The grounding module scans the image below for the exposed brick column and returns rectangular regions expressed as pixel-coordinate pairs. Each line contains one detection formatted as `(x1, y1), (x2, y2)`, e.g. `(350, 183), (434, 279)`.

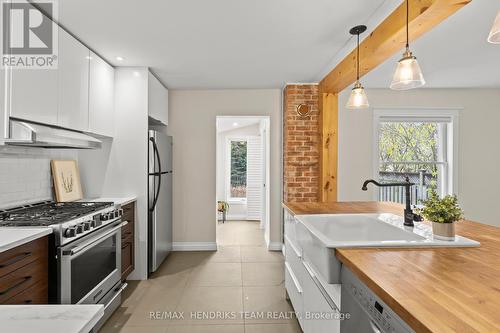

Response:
(283, 84), (319, 203)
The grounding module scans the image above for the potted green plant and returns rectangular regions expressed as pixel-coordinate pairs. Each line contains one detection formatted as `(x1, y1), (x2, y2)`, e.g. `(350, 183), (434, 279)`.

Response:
(217, 201), (229, 223)
(417, 190), (464, 241)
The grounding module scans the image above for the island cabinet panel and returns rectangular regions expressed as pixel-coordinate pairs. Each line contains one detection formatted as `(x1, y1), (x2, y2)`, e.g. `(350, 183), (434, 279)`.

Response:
(0, 236), (48, 304)
(121, 202), (135, 281)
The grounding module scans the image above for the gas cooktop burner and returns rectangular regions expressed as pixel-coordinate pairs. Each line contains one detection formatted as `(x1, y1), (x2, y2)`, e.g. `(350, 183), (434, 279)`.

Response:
(0, 201), (114, 226)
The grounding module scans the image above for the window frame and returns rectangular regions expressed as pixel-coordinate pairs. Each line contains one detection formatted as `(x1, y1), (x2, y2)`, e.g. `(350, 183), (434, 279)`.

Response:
(225, 136), (249, 203)
(373, 108), (460, 200)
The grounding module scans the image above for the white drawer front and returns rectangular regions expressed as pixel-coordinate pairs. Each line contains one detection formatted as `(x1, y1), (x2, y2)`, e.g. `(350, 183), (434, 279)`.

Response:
(285, 262), (304, 329)
(284, 209), (299, 246)
(284, 235), (302, 264)
(302, 261), (340, 333)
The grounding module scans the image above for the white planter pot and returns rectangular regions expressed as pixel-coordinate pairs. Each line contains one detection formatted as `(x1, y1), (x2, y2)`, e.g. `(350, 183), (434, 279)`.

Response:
(432, 222), (456, 241)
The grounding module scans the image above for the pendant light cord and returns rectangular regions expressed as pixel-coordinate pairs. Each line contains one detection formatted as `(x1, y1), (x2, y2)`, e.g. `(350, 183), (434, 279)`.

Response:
(356, 33), (360, 81)
(406, 0), (409, 49)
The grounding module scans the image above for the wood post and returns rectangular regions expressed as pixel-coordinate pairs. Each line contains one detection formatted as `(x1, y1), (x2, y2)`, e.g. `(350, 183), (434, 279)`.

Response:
(317, 0), (471, 202)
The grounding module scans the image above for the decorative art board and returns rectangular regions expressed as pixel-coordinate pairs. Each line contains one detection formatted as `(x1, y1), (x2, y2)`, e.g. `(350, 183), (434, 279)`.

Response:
(51, 160), (83, 202)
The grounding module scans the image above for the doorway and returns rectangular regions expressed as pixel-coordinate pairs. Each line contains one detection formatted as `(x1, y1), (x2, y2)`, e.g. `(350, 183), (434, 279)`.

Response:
(215, 116), (271, 246)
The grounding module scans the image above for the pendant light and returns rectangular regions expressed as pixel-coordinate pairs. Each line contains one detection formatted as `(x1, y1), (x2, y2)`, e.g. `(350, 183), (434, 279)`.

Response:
(346, 25), (369, 110)
(390, 0), (425, 90)
(488, 10), (500, 44)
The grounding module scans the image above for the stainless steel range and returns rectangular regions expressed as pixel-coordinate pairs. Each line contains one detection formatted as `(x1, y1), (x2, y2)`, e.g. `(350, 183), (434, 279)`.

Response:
(0, 201), (127, 331)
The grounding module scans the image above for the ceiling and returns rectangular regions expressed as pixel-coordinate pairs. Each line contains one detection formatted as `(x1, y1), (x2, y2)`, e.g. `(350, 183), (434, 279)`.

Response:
(363, 1), (500, 89)
(57, 1), (499, 90)
(217, 117), (261, 133)
(57, 0), (399, 89)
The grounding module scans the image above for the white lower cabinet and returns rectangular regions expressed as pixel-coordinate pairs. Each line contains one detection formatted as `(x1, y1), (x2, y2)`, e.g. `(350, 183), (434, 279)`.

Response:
(285, 262), (304, 328)
(285, 236), (340, 333)
(302, 262), (340, 333)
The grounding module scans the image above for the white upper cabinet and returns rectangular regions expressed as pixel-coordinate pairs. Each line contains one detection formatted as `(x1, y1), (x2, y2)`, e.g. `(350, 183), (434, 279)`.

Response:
(57, 27), (89, 132)
(8, 9), (58, 126)
(89, 52), (115, 137)
(148, 72), (168, 125)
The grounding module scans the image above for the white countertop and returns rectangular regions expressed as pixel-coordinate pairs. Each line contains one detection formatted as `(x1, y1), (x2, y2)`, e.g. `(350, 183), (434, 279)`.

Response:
(84, 196), (137, 206)
(0, 228), (52, 253)
(0, 305), (104, 333)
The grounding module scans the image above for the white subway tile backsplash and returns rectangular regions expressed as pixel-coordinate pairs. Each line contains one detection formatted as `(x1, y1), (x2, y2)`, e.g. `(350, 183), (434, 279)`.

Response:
(0, 146), (77, 209)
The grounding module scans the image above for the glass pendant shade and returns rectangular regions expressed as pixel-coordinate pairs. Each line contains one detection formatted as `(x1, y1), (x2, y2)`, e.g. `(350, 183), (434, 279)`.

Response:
(488, 10), (500, 44)
(346, 81), (369, 109)
(390, 49), (425, 90)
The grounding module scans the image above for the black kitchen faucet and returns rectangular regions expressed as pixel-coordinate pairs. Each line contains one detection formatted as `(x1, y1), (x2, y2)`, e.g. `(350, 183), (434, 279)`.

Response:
(362, 177), (422, 227)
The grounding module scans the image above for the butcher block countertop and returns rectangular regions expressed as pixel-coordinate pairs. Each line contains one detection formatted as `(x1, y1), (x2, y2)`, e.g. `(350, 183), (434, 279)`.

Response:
(283, 201), (500, 333)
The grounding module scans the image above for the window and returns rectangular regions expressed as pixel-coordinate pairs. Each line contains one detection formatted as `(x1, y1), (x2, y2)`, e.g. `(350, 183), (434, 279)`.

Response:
(375, 110), (458, 205)
(228, 139), (247, 199)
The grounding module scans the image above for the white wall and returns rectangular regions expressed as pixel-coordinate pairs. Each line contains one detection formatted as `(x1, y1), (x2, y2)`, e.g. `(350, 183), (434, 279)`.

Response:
(167, 90), (282, 248)
(216, 123), (261, 220)
(338, 88), (500, 227)
(0, 147), (77, 208)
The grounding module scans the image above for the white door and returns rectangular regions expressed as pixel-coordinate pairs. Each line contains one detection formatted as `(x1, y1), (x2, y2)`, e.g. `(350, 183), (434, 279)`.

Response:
(246, 136), (262, 220)
(89, 52), (114, 136)
(58, 27), (89, 131)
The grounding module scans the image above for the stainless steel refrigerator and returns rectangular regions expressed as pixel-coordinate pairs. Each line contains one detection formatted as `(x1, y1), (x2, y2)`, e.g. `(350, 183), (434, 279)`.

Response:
(148, 130), (173, 274)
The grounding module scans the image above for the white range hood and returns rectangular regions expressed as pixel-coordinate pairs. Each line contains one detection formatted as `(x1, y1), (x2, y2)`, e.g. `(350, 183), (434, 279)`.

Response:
(5, 120), (102, 149)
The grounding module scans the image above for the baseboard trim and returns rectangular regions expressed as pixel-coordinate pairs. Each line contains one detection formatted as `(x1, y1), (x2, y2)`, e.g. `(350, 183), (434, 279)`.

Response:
(225, 214), (247, 220)
(172, 242), (217, 251)
(267, 241), (283, 251)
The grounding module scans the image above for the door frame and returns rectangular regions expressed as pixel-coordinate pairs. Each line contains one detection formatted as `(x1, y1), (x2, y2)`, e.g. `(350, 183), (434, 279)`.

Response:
(215, 116), (271, 241)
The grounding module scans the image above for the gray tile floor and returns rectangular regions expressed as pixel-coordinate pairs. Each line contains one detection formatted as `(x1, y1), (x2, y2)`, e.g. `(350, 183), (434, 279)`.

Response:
(100, 221), (301, 333)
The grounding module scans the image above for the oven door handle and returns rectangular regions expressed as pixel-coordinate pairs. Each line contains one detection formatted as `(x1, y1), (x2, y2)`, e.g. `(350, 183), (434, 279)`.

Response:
(63, 221), (128, 257)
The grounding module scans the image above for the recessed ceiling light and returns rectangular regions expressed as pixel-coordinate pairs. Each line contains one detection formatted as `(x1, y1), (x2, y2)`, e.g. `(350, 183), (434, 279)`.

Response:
(116, 56), (124, 61)
(232, 122), (239, 127)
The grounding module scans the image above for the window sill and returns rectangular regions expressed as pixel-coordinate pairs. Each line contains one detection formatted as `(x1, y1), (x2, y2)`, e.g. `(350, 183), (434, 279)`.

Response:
(227, 198), (247, 204)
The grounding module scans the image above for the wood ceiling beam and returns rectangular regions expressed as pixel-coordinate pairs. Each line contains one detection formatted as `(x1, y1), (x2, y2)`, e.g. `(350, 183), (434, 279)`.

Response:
(318, 0), (471, 202)
(319, 0), (471, 94)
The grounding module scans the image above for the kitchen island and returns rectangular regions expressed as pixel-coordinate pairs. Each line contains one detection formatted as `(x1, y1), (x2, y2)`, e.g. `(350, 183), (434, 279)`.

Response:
(284, 201), (500, 333)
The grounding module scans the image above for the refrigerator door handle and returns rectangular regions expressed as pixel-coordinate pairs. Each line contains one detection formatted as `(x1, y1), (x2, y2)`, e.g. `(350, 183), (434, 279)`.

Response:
(149, 137), (162, 212)
(149, 137), (162, 174)
(151, 174), (161, 212)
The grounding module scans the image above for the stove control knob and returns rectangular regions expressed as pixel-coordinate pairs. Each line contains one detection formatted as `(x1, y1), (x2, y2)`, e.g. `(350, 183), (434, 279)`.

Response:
(118, 209), (123, 217)
(64, 227), (76, 238)
(101, 213), (109, 221)
(83, 221), (91, 231)
(76, 224), (84, 234)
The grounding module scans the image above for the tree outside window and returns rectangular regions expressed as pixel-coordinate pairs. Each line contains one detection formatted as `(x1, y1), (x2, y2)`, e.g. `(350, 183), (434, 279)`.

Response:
(230, 140), (247, 198)
(378, 122), (445, 203)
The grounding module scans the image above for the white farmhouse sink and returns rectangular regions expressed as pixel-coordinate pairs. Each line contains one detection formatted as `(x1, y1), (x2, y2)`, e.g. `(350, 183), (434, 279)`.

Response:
(294, 213), (479, 283)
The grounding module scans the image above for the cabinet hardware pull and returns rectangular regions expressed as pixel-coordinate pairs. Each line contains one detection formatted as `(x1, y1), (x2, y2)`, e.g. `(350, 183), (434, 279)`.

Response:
(0, 276), (32, 295)
(0, 252), (32, 268)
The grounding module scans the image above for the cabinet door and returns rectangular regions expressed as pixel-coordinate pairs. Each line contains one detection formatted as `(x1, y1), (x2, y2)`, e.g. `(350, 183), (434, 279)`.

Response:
(148, 72), (168, 125)
(89, 52), (114, 136)
(8, 11), (58, 126)
(58, 27), (89, 131)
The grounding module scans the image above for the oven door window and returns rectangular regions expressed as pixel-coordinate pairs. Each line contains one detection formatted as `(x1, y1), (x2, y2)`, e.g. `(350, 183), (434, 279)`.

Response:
(71, 233), (117, 303)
